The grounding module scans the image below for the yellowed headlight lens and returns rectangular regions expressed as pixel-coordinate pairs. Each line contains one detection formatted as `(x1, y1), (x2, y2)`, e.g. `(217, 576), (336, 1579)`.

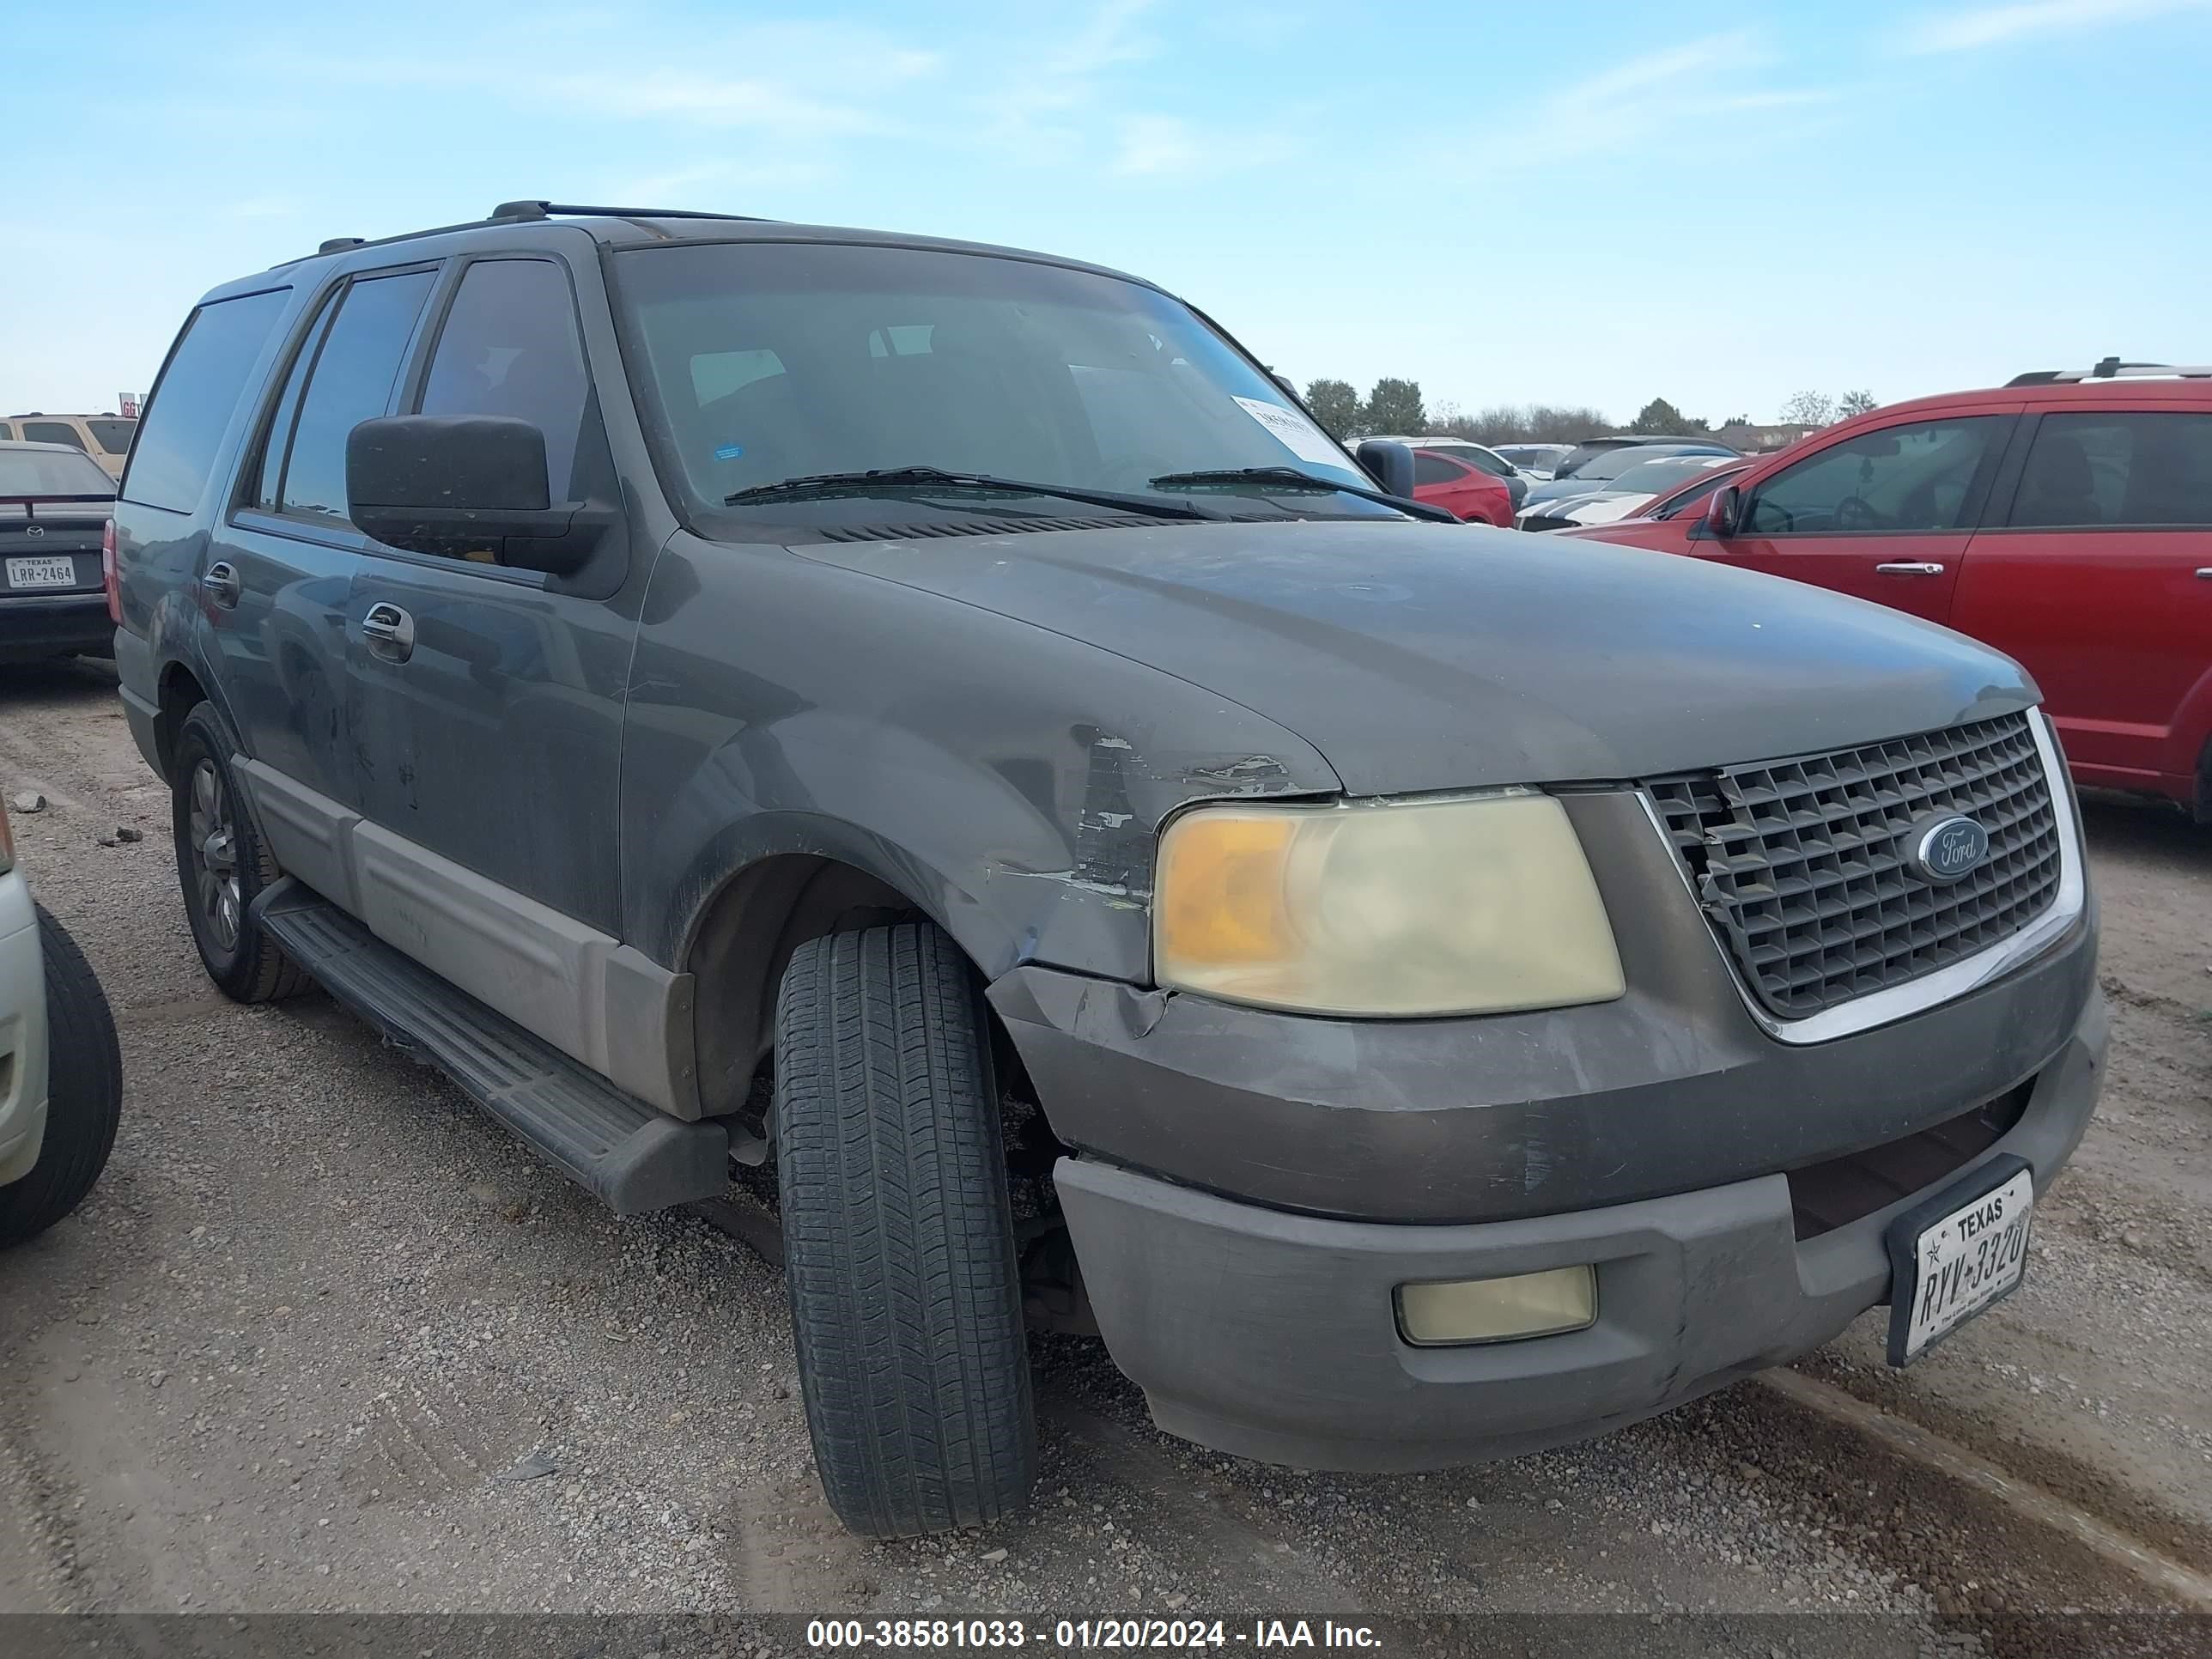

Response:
(1154, 792), (1624, 1017)
(0, 799), (13, 876)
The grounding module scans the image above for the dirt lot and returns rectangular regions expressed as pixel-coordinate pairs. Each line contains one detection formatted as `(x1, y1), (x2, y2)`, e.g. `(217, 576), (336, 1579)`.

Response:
(2, 658), (2208, 1654)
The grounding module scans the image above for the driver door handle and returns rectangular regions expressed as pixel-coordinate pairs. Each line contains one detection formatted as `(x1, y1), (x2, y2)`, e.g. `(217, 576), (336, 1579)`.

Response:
(1875, 562), (1946, 577)
(201, 562), (240, 608)
(360, 601), (416, 663)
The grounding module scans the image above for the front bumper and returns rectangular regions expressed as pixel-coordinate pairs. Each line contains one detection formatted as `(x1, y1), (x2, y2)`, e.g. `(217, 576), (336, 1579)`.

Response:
(0, 592), (112, 663)
(1054, 989), (2105, 1471)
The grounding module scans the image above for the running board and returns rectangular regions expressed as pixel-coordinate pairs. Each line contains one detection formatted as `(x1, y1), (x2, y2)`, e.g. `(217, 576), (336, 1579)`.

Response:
(253, 879), (730, 1217)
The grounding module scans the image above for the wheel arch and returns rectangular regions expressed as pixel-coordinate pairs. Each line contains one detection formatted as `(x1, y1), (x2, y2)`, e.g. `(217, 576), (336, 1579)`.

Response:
(672, 820), (1021, 1120)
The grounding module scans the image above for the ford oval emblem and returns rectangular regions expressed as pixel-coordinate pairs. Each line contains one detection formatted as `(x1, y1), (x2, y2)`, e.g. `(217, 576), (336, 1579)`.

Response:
(1911, 814), (1990, 883)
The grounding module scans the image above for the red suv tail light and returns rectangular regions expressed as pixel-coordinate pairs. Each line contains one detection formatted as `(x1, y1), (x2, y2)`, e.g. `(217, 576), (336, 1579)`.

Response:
(103, 518), (120, 624)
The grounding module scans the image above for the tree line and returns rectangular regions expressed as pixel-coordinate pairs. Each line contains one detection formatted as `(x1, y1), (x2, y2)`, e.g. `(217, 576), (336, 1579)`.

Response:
(1298, 378), (1878, 444)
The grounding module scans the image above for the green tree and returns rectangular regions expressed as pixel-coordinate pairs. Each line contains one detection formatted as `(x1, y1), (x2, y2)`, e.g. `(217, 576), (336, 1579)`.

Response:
(1630, 397), (1705, 434)
(1361, 377), (1426, 434)
(1836, 389), (1878, 417)
(1303, 377), (1362, 440)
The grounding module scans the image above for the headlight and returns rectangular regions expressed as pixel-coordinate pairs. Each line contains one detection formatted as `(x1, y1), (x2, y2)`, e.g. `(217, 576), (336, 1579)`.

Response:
(0, 799), (13, 876)
(1153, 790), (1624, 1017)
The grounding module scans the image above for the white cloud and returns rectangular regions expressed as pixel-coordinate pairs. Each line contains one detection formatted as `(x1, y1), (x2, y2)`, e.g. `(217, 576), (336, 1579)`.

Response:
(1105, 113), (1294, 181)
(1472, 31), (1833, 167)
(1902, 0), (2209, 53)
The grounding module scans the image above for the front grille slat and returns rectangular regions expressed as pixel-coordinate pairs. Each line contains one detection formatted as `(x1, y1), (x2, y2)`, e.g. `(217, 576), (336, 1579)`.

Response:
(1646, 712), (2063, 1018)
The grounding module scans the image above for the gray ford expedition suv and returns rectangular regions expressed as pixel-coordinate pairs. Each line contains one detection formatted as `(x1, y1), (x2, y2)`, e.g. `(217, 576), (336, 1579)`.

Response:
(112, 201), (2101, 1539)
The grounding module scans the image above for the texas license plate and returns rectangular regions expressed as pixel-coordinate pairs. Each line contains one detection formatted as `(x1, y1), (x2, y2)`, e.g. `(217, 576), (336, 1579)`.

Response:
(5, 555), (77, 590)
(1887, 1158), (2034, 1365)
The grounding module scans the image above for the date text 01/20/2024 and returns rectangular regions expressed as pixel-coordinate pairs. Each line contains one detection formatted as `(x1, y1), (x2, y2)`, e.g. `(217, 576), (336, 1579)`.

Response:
(805, 1620), (1382, 1649)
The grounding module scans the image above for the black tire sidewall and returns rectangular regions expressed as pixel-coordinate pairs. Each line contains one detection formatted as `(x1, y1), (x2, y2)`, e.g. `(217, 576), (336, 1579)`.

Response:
(0, 907), (123, 1248)
(170, 705), (290, 1001)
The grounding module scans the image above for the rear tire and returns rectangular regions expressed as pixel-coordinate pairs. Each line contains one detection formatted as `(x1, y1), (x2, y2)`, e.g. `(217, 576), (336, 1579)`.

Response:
(775, 921), (1037, 1537)
(170, 703), (309, 1004)
(0, 908), (124, 1248)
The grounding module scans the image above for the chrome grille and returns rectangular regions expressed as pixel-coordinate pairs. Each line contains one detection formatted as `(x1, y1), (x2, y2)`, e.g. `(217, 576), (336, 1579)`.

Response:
(1645, 713), (2064, 1018)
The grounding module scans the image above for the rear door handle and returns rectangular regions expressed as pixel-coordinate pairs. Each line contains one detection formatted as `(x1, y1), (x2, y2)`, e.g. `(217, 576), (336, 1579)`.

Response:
(2197, 568), (2212, 580)
(201, 562), (240, 608)
(360, 602), (416, 663)
(1875, 562), (1946, 577)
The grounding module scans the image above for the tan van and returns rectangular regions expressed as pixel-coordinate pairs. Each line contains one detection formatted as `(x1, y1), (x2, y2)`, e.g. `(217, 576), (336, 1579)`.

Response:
(0, 414), (136, 482)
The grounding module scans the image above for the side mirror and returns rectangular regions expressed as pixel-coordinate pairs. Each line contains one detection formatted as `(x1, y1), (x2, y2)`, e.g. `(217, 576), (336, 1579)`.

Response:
(1354, 439), (1418, 500)
(1703, 483), (1743, 538)
(346, 415), (605, 576)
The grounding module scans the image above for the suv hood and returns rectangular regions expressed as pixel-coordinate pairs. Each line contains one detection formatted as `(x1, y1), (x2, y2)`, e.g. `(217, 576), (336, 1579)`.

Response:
(793, 520), (2035, 796)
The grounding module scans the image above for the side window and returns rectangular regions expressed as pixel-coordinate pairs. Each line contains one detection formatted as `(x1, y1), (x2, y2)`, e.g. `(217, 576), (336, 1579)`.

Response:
(124, 289), (291, 513)
(417, 260), (591, 501)
(25, 422), (87, 450)
(279, 270), (437, 525)
(1746, 417), (2001, 535)
(0, 423), (13, 441)
(1413, 452), (1462, 486)
(2008, 411), (2212, 529)
(88, 419), (137, 457)
(250, 290), (340, 512)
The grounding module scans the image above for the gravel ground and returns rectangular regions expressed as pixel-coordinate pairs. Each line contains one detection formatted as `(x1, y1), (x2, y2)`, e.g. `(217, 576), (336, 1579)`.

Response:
(0, 659), (2206, 1656)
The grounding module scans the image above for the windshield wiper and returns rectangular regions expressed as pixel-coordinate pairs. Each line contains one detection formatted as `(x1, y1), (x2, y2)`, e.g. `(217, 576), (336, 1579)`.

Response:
(1148, 466), (1459, 524)
(725, 465), (1223, 521)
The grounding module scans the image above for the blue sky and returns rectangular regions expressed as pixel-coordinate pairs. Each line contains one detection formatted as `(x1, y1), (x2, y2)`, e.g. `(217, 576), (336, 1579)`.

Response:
(6, 0), (2209, 426)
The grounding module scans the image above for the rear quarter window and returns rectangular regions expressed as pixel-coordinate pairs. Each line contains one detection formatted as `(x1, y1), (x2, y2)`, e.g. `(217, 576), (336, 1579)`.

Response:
(124, 289), (290, 513)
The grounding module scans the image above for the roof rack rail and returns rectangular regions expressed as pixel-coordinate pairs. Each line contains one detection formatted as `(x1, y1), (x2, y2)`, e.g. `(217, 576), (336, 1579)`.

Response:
(489, 200), (768, 224)
(274, 199), (773, 270)
(2006, 357), (2212, 386)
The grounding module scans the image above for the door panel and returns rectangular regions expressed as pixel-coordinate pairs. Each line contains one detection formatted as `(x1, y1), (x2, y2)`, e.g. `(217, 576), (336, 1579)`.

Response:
(344, 255), (628, 936)
(1955, 408), (2212, 793)
(1708, 413), (2014, 626)
(345, 560), (630, 933)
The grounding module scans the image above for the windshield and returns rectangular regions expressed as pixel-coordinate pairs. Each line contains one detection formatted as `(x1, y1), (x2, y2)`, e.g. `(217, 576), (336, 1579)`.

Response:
(1565, 446), (1671, 482)
(0, 447), (115, 497)
(1604, 455), (1730, 495)
(615, 242), (1388, 525)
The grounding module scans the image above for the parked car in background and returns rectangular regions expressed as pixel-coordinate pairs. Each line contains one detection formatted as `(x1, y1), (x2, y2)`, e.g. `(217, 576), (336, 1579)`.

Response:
(1410, 446), (1515, 525)
(1549, 434), (1737, 483)
(1520, 440), (1739, 514)
(1362, 434), (1528, 511)
(0, 441), (119, 663)
(0, 414), (137, 483)
(1565, 364), (2212, 817)
(1518, 454), (1743, 532)
(1494, 442), (1573, 480)
(0, 797), (125, 1247)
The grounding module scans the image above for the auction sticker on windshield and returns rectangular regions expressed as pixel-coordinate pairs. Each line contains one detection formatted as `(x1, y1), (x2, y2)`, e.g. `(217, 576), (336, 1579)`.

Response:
(1232, 398), (1344, 467)
(1887, 1157), (2034, 1365)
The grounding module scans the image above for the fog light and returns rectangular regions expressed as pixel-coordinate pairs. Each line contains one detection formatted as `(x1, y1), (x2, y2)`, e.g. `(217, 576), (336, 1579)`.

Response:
(1395, 1265), (1597, 1346)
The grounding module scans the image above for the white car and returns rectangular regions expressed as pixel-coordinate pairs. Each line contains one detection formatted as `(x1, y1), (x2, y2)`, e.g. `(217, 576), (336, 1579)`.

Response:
(0, 798), (122, 1246)
(1492, 442), (1573, 481)
(1517, 454), (1744, 532)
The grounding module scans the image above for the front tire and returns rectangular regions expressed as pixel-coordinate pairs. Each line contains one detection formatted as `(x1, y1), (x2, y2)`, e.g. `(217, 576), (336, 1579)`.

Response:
(0, 908), (123, 1248)
(170, 703), (308, 1004)
(775, 921), (1037, 1537)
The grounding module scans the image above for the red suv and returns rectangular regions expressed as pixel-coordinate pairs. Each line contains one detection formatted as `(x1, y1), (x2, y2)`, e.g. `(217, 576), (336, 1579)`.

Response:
(1410, 446), (1514, 526)
(1565, 365), (2212, 817)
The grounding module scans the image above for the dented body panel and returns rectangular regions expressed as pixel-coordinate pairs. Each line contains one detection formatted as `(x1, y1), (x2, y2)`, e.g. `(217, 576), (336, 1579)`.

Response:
(620, 529), (1339, 984)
